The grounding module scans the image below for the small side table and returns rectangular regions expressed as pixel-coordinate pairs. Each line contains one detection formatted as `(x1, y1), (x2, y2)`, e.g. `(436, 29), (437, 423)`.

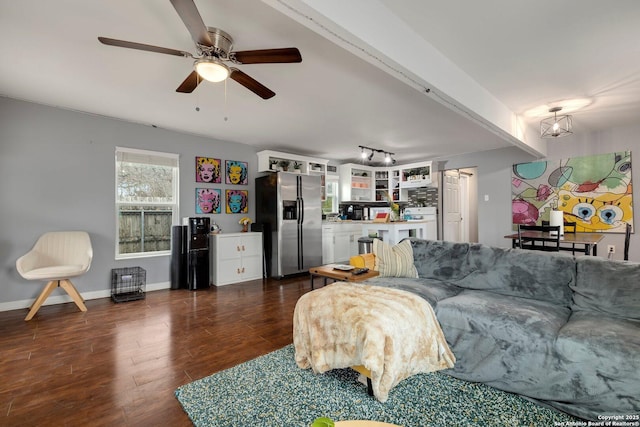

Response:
(308, 264), (379, 289)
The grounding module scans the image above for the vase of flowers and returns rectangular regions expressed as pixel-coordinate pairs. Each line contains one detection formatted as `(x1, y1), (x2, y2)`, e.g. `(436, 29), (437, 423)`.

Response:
(390, 203), (400, 222)
(384, 190), (400, 222)
(239, 217), (252, 232)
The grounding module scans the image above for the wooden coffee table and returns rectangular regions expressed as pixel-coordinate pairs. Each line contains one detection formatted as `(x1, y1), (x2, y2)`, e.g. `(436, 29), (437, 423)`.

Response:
(309, 264), (379, 289)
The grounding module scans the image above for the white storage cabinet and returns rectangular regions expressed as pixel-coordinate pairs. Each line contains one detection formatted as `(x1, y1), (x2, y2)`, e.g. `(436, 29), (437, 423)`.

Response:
(322, 223), (361, 264)
(210, 232), (263, 286)
(338, 164), (375, 202)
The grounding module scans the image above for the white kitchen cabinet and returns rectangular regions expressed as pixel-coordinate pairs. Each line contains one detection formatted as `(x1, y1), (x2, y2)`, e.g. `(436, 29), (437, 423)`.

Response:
(339, 162), (434, 202)
(257, 150), (328, 199)
(322, 225), (334, 264)
(400, 161), (433, 188)
(210, 232), (263, 286)
(338, 164), (375, 202)
(374, 168), (402, 202)
(256, 150), (327, 175)
(322, 223), (361, 263)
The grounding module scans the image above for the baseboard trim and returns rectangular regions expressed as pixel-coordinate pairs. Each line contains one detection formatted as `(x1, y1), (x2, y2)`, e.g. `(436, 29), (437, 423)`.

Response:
(0, 281), (171, 313)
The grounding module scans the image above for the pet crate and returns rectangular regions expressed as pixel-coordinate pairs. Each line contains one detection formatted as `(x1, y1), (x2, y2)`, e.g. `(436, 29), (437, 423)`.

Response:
(111, 267), (146, 303)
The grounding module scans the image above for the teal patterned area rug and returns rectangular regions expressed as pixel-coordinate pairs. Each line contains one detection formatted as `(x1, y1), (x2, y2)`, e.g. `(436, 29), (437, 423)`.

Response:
(175, 345), (579, 427)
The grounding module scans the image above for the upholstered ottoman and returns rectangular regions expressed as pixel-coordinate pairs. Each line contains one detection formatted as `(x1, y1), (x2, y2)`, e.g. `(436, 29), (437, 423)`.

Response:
(293, 281), (455, 402)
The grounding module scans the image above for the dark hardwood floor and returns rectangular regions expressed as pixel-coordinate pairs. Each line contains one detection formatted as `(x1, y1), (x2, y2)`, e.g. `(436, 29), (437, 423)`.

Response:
(0, 276), (311, 426)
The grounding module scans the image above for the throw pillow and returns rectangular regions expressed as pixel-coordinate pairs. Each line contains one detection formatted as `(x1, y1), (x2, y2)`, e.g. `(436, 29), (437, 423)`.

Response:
(373, 238), (418, 278)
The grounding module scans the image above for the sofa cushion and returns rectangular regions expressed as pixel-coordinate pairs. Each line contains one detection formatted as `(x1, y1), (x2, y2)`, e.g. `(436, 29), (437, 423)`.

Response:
(573, 257), (640, 321)
(434, 290), (571, 396)
(410, 239), (574, 305)
(373, 238), (418, 278)
(554, 311), (640, 417)
(364, 277), (463, 307)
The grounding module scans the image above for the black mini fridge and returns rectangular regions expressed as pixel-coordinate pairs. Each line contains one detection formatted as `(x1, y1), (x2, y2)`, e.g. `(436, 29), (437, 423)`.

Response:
(171, 217), (210, 290)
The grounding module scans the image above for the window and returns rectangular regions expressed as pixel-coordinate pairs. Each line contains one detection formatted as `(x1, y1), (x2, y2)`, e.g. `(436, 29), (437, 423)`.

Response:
(322, 175), (339, 214)
(115, 147), (179, 259)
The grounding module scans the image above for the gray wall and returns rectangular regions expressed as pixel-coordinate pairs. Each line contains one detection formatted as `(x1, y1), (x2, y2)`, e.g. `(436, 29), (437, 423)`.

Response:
(0, 97), (259, 307)
(2, 96), (638, 310)
(441, 125), (639, 260)
(546, 124), (639, 261)
(439, 146), (537, 248)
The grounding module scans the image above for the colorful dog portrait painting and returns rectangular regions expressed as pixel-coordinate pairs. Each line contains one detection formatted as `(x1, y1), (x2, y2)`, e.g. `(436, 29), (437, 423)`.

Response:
(196, 157), (221, 183)
(225, 160), (248, 185)
(226, 189), (248, 214)
(196, 188), (221, 214)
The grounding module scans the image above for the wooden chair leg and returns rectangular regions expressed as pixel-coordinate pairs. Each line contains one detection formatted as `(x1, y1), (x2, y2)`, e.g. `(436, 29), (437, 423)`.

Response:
(59, 279), (88, 312)
(25, 280), (58, 321)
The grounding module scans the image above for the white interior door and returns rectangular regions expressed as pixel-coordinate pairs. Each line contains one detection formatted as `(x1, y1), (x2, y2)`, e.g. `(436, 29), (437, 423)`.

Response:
(460, 174), (470, 242)
(443, 170), (463, 242)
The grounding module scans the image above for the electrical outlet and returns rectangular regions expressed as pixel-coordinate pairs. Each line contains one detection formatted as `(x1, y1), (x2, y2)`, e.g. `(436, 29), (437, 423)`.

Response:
(607, 245), (616, 254)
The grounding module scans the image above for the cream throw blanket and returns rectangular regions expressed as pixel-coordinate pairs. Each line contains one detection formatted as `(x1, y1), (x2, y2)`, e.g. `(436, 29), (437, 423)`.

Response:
(293, 282), (456, 402)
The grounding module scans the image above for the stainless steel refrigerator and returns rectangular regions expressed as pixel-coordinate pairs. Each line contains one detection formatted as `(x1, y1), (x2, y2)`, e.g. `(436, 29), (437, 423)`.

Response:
(255, 172), (322, 277)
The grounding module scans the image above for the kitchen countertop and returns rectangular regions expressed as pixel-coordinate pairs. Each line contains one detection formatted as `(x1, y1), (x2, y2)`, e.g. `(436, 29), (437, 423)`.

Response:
(323, 219), (435, 224)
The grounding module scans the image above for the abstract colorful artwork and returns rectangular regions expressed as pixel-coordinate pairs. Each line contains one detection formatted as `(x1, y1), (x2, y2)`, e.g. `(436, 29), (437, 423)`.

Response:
(196, 157), (221, 183)
(225, 160), (248, 185)
(226, 189), (248, 214)
(512, 151), (633, 233)
(196, 188), (221, 214)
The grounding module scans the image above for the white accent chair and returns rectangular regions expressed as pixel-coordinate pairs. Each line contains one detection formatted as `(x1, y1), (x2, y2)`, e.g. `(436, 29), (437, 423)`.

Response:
(16, 231), (93, 321)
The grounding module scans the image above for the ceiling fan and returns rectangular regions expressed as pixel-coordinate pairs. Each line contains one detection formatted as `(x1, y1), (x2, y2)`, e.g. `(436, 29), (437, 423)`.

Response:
(98, 0), (302, 99)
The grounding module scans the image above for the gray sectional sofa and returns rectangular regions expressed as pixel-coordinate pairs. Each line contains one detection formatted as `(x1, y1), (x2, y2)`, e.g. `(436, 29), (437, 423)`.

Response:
(365, 238), (640, 421)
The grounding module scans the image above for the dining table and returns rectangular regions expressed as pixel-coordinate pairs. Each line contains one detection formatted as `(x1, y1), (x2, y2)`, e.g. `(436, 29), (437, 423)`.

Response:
(504, 230), (605, 256)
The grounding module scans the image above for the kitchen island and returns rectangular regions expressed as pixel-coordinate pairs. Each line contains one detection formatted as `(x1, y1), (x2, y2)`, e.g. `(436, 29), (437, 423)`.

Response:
(360, 220), (436, 245)
(322, 219), (437, 264)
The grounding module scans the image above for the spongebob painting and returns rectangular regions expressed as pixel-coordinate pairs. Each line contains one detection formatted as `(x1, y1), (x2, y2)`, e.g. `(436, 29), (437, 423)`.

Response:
(512, 151), (633, 233)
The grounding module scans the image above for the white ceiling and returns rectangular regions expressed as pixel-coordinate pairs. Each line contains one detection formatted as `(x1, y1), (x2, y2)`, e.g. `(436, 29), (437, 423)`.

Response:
(1, 0), (639, 165)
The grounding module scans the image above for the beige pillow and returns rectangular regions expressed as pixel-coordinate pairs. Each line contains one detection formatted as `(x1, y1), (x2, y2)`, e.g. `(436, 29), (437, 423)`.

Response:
(373, 238), (418, 278)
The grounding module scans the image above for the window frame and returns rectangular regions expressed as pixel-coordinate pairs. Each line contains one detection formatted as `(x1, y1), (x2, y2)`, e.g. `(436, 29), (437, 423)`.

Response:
(115, 147), (180, 260)
(322, 175), (339, 214)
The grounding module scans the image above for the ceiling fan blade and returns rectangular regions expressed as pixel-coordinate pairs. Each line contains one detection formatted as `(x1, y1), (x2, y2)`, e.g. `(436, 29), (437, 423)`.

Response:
(229, 68), (275, 99)
(169, 0), (213, 46)
(176, 71), (202, 93)
(98, 37), (191, 57)
(232, 48), (302, 64)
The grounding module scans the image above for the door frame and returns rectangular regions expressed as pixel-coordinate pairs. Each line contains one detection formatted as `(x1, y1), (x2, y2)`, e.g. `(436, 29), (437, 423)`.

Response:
(440, 167), (478, 243)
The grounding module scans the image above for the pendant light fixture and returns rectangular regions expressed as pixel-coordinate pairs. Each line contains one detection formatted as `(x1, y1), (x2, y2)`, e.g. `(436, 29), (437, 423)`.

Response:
(540, 106), (573, 138)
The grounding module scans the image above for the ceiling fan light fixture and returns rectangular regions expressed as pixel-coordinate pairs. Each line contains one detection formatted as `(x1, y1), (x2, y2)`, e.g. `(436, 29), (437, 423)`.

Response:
(540, 106), (573, 138)
(194, 58), (230, 82)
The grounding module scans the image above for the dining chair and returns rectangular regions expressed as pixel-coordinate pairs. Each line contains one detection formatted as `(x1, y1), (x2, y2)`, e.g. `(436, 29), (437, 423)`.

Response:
(624, 222), (632, 261)
(16, 231), (93, 321)
(543, 220), (577, 254)
(517, 224), (561, 252)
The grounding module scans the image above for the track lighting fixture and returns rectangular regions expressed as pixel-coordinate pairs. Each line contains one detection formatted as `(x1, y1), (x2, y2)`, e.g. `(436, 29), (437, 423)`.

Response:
(358, 145), (395, 164)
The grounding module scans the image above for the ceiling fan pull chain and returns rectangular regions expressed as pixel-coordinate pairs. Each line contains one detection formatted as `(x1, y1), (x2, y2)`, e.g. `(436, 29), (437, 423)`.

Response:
(224, 78), (229, 121)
